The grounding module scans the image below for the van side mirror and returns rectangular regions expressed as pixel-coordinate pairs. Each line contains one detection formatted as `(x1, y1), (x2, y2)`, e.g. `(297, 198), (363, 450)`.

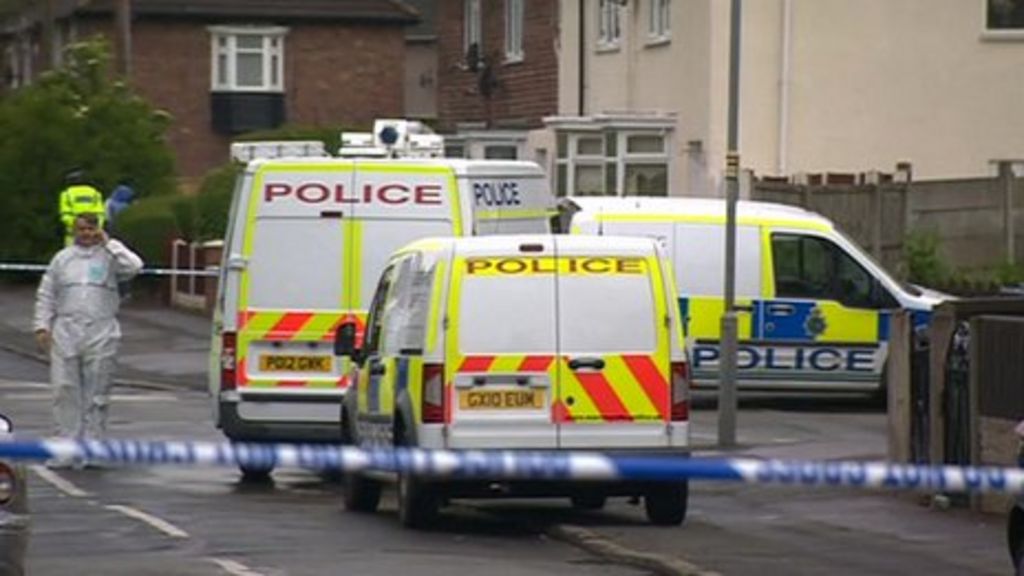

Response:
(334, 322), (359, 361)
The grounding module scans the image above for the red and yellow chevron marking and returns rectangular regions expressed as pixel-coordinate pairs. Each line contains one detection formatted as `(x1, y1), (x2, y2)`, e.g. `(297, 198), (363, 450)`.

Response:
(236, 309), (366, 389)
(453, 354), (669, 424)
(238, 310), (367, 342)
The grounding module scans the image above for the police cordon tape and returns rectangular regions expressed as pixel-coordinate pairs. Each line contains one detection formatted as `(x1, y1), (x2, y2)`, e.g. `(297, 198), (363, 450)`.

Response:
(0, 262), (218, 277)
(3, 437), (1023, 494)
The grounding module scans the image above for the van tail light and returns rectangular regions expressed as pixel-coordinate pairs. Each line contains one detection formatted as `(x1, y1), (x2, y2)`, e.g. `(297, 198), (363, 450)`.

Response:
(422, 363), (446, 424)
(221, 332), (237, 391)
(0, 462), (15, 504)
(670, 361), (690, 421)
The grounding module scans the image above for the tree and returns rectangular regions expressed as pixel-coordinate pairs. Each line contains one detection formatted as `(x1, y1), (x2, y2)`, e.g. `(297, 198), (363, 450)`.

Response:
(0, 37), (175, 261)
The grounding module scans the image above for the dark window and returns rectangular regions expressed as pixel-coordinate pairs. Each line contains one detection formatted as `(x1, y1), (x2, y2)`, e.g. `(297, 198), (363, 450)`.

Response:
(988, 0), (1024, 29)
(771, 233), (896, 309)
(484, 145), (518, 159)
(363, 266), (395, 355)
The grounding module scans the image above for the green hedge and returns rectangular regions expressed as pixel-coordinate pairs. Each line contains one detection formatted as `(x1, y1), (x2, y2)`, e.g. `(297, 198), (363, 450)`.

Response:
(114, 194), (183, 266)
(116, 162), (242, 262)
(195, 163), (242, 241)
(235, 125), (347, 156)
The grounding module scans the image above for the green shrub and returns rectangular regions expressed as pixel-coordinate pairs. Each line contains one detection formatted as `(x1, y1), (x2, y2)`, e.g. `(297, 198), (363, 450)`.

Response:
(235, 124), (355, 156)
(903, 229), (948, 288)
(114, 194), (182, 266)
(195, 163), (242, 241)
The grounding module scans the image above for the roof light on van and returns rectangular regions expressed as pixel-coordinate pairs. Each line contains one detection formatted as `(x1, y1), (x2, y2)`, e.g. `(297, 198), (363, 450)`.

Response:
(379, 125), (400, 146)
(518, 243), (545, 253)
(339, 119), (445, 159)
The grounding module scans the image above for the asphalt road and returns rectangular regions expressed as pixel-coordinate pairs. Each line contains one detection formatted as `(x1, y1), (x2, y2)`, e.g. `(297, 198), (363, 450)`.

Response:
(0, 343), (1013, 576)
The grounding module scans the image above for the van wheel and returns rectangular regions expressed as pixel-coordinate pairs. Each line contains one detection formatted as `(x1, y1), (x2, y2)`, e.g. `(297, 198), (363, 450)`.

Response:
(570, 492), (607, 511)
(397, 472), (438, 529)
(239, 463), (273, 483)
(343, 473), (382, 513)
(644, 482), (688, 526)
(395, 423), (438, 529)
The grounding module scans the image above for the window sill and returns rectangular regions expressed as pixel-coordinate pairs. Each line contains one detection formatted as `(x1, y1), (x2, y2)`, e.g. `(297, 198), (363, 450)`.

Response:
(595, 43), (621, 54)
(503, 55), (524, 66)
(979, 29), (1024, 42)
(644, 36), (671, 48)
(211, 87), (285, 94)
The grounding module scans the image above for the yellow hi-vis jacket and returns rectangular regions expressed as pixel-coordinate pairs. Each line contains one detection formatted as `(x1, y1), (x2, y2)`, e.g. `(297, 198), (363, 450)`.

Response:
(59, 185), (105, 245)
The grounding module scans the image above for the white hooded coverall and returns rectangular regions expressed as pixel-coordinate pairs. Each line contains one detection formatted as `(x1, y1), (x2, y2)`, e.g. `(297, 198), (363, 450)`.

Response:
(33, 239), (143, 439)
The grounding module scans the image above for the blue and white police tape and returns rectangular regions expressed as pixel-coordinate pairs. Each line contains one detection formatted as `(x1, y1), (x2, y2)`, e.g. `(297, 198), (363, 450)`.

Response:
(0, 262), (218, 277)
(3, 437), (1024, 494)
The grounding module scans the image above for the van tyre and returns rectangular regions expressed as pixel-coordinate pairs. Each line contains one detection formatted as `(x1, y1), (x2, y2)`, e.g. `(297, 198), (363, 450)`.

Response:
(395, 421), (437, 529)
(644, 482), (688, 526)
(398, 472), (438, 529)
(343, 473), (382, 513)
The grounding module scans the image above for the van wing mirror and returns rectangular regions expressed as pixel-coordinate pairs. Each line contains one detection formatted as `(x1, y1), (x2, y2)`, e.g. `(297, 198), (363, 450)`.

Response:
(334, 322), (359, 359)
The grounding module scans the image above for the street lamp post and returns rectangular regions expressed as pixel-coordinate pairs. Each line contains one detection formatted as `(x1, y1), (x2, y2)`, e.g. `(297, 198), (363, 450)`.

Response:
(718, 0), (742, 448)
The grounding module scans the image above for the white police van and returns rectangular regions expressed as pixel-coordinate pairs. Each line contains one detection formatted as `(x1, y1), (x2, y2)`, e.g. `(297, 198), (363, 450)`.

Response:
(563, 196), (946, 396)
(209, 120), (556, 478)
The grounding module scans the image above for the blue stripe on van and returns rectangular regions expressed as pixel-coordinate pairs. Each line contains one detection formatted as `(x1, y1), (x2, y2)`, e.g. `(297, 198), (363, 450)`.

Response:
(396, 357), (410, 394)
(761, 300), (816, 341)
(877, 311), (890, 342)
(678, 297), (689, 336)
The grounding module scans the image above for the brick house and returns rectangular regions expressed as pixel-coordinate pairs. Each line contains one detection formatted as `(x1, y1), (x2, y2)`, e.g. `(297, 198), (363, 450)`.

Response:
(1, 0), (418, 180)
(434, 0), (558, 163)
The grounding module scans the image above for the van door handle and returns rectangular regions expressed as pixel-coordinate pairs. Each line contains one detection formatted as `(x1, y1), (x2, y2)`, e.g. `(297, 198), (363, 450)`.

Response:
(369, 360), (386, 376)
(767, 303), (796, 316)
(568, 357), (605, 371)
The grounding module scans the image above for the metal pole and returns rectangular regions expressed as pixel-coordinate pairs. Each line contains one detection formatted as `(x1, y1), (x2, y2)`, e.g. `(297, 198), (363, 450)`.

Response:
(718, 0), (742, 448)
(115, 0), (132, 77)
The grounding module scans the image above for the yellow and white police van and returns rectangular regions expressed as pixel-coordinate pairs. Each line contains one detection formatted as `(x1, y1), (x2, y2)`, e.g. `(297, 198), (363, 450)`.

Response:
(563, 196), (945, 396)
(209, 122), (555, 477)
(336, 234), (691, 527)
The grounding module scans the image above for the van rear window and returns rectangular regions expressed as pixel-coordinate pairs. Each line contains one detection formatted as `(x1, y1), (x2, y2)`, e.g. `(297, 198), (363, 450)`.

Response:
(458, 275), (557, 354)
(247, 218), (344, 310)
(558, 274), (657, 353)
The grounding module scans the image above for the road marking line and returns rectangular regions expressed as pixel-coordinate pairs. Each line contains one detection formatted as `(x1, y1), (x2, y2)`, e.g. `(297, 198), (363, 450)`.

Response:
(0, 380), (49, 389)
(29, 464), (89, 498)
(208, 558), (268, 576)
(2, 393), (178, 402)
(105, 504), (190, 539)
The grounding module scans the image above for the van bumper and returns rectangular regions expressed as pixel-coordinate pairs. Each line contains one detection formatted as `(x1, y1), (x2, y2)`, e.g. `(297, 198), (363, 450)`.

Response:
(218, 399), (342, 443)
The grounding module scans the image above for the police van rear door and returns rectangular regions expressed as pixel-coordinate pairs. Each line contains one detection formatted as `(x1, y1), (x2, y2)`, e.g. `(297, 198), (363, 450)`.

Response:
(446, 237), (558, 449)
(239, 162), (355, 397)
(554, 236), (672, 449)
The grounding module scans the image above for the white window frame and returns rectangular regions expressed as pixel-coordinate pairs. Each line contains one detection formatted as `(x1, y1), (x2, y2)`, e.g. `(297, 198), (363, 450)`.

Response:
(647, 0), (671, 44)
(983, 0), (1024, 40)
(505, 0), (524, 62)
(209, 26), (287, 92)
(464, 0), (483, 54)
(555, 130), (670, 197)
(597, 0), (622, 50)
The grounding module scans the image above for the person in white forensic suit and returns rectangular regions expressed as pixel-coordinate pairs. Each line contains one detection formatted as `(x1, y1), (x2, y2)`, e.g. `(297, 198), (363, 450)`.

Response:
(33, 213), (143, 468)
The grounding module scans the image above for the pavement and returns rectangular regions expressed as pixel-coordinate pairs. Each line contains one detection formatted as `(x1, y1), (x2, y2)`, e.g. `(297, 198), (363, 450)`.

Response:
(0, 283), (210, 391)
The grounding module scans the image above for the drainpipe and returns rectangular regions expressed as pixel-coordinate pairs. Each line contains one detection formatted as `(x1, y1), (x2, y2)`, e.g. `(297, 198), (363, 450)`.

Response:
(777, 0), (792, 176)
(578, 0), (586, 115)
